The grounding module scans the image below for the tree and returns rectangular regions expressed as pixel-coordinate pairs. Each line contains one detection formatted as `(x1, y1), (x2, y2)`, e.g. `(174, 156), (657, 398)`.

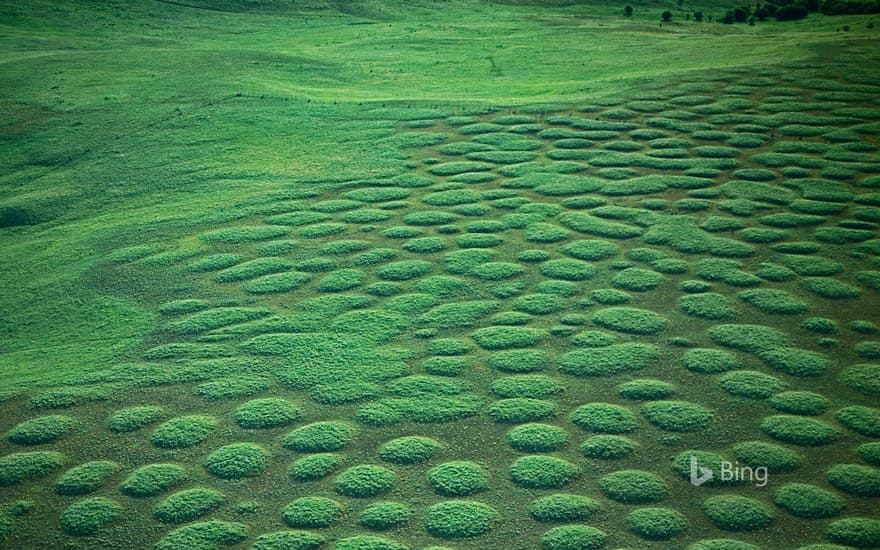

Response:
(694, 10), (704, 20)
(754, 6), (770, 20)
(662, 10), (673, 21)
(624, 4), (633, 16)
(775, 4), (809, 19)
(722, 10), (736, 23)
(734, 5), (750, 21)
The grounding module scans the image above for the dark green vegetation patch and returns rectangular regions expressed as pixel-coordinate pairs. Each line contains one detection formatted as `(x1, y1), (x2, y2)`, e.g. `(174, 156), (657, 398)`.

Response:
(54, 461), (119, 495)
(6, 415), (73, 445)
(641, 400), (714, 432)
(509, 455), (581, 489)
(540, 525), (607, 550)
(282, 496), (343, 528)
(204, 443), (271, 479)
(627, 507), (688, 540)
(334, 465), (396, 498)
(59, 497), (123, 536)
(0, 451), (64, 486)
(702, 495), (774, 532)
(150, 415), (218, 448)
(120, 463), (187, 497)
(528, 494), (602, 523)
(427, 461), (489, 496)
(599, 469), (670, 504)
(154, 487), (225, 524)
(423, 500), (498, 539)
(773, 483), (845, 519)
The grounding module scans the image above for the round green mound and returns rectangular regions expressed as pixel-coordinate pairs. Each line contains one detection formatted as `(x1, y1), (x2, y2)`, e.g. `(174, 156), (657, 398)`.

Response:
(488, 349), (547, 372)
(154, 487), (225, 524)
(859, 442), (880, 465)
(491, 375), (564, 399)
(472, 326), (546, 350)
(204, 443), (271, 479)
(738, 288), (809, 314)
(283, 421), (357, 452)
(540, 259), (597, 281)
(570, 403), (638, 434)
(703, 495), (773, 532)
(836, 405), (880, 437)
(513, 293), (567, 315)
(282, 496), (344, 528)
(334, 465), (396, 498)
(379, 436), (445, 464)
(559, 343), (660, 377)
(288, 453), (342, 481)
(731, 441), (803, 473)
(687, 540), (762, 550)
(428, 461), (488, 496)
(509, 455), (581, 489)
(758, 348), (831, 377)
(0, 451), (64, 486)
(626, 507), (687, 540)
(760, 415), (839, 446)
(641, 400), (713, 432)
(682, 348), (742, 374)
(618, 379), (675, 400)
(561, 239), (618, 261)
(154, 520), (248, 550)
(768, 391), (830, 416)
(580, 435), (638, 459)
(150, 415), (218, 449)
(335, 535), (408, 550)
(120, 463), (187, 498)
(679, 293), (737, 320)
(825, 517), (880, 548)
(507, 423), (570, 452)
(233, 398), (303, 429)
(719, 370), (786, 399)
(540, 525), (607, 550)
(841, 363), (880, 396)
(107, 405), (164, 433)
(529, 494), (602, 523)
(611, 267), (665, 291)
(252, 530), (325, 550)
(358, 502), (411, 530)
(59, 497), (123, 536)
(826, 463), (880, 496)
(423, 500), (498, 539)
(708, 324), (787, 354)
(598, 469), (670, 504)
(54, 460), (119, 495)
(773, 483), (845, 519)
(6, 415), (73, 445)
(592, 307), (669, 335)
(487, 398), (557, 423)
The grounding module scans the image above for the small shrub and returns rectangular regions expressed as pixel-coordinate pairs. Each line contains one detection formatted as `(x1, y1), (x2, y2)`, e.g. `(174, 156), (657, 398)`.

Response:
(288, 453), (342, 481)
(702, 495), (773, 531)
(154, 487), (225, 524)
(0, 451), (64, 486)
(233, 398), (302, 429)
(719, 370), (786, 399)
(761, 415), (839, 446)
(599, 470), (670, 504)
(768, 391), (830, 416)
(825, 518), (880, 548)
(541, 525), (607, 549)
(335, 465), (396, 498)
(423, 500), (498, 539)
(358, 502), (411, 531)
(120, 463), (187, 497)
(801, 317), (838, 334)
(282, 496), (343, 528)
(487, 398), (557, 423)
(54, 461), (119, 495)
(641, 401), (713, 432)
(509, 455), (581, 489)
(6, 415), (73, 445)
(581, 435), (638, 459)
(283, 422), (356, 452)
(682, 348), (741, 374)
(528, 494), (601, 522)
(627, 507), (687, 540)
(507, 423), (569, 452)
(59, 497), (122, 536)
(836, 405), (880, 437)
(773, 483), (844, 519)
(731, 441), (803, 473)
(428, 461), (488, 496)
(204, 443), (271, 479)
(592, 307), (669, 335)
(150, 415), (218, 449)
(826, 463), (880, 496)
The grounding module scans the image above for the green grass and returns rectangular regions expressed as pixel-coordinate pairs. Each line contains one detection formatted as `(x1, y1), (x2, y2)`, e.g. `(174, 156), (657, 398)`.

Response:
(6, 414), (73, 445)
(282, 497), (344, 528)
(570, 403), (638, 434)
(154, 488), (226, 524)
(54, 461), (119, 495)
(509, 455), (580, 489)
(283, 422), (357, 453)
(204, 443), (271, 479)
(120, 464), (187, 498)
(59, 497), (123, 536)
(702, 496), (774, 532)
(427, 461), (489, 496)
(599, 469), (670, 504)
(627, 507), (688, 541)
(154, 520), (247, 550)
(423, 500), (498, 539)
(334, 465), (396, 498)
(150, 415), (218, 448)
(0, 451), (64, 486)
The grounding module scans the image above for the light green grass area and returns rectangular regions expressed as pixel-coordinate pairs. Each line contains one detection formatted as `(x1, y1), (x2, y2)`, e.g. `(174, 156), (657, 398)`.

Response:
(1, 0), (880, 548)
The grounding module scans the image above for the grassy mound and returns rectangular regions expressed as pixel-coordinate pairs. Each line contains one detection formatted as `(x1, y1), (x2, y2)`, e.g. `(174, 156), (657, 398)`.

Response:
(708, 324), (787, 354)
(570, 403), (638, 434)
(702, 495), (773, 532)
(377, 260), (432, 281)
(841, 363), (880, 395)
(528, 494), (601, 523)
(288, 453), (342, 482)
(524, 223), (571, 243)
(507, 423), (570, 452)
(334, 465), (396, 498)
(358, 502), (411, 531)
(768, 391), (830, 416)
(335, 535), (408, 550)
(761, 415), (839, 446)
(471, 262), (524, 280)
(0, 451), (64, 486)
(199, 225), (287, 244)
(154, 487), (225, 524)
(489, 350), (547, 373)
(679, 293), (737, 320)
(214, 258), (293, 283)
(472, 327), (546, 350)
(428, 461), (489, 496)
(59, 497), (123, 536)
(719, 370), (786, 399)
(801, 277), (862, 299)
(773, 483), (845, 519)
(204, 443), (271, 479)
(559, 343), (660, 377)
(590, 288), (631, 305)
(120, 463), (187, 497)
(825, 518), (880, 548)
(592, 307), (669, 335)
(611, 267), (665, 291)
(54, 460), (119, 495)
(618, 379), (675, 400)
(154, 520), (247, 550)
(195, 377), (270, 401)
(731, 441), (803, 473)
(241, 271), (311, 294)
(580, 435), (638, 459)
(509, 455), (581, 489)
(282, 496), (344, 528)
(682, 348), (742, 374)
(738, 288), (808, 314)
(252, 531), (325, 550)
(859, 442), (880, 466)
(487, 398), (557, 423)
(641, 401), (713, 432)
(826, 463), (880, 497)
(150, 415), (218, 448)
(233, 398), (302, 429)
(561, 239), (618, 261)
(6, 415), (73, 445)
(759, 348), (831, 377)
(423, 500), (498, 539)
(491, 375), (563, 399)
(598, 470), (670, 504)
(626, 507), (687, 540)
(283, 422), (357, 452)
(513, 293), (566, 315)
(540, 525), (607, 550)
(836, 405), (880, 437)
(687, 540), (761, 550)
(379, 436), (445, 464)
(539, 259), (597, 281)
